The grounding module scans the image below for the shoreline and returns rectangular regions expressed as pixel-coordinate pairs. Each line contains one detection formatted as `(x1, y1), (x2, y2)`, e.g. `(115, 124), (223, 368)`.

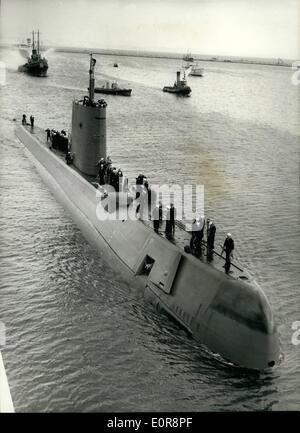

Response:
(52, 47), (294, 68)
(0, 43), (294, 68)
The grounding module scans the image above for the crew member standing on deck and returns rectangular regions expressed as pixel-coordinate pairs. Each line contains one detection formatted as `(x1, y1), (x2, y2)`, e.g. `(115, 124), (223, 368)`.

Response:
(111, 167), (118, 191)
(30, 115), (34, 128)
(65, 151), (73, 165)
(97, 157), (105, 166)
(197, 215), (205, 257)
(207, 219), (216, 261)
(136, 174), (146, 186)
(158, 202), (163, 227)
(105, 156), (112, 185)
(117, 169), (123, 192)
(22, 114), (27, 125)
(135, 174), (146, 199)
(190, 217), (205, 258)
(221, 233), (234, 274)
(152, 204), (160, 233)
(144, 180), (154, 214)
(98, 160), (106, 185)
(45, 128), (51, 142)
(165, 203), (176, 239)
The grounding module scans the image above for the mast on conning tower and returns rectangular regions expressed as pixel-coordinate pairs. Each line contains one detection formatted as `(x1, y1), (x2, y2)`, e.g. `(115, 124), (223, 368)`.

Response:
(89, 53), (96, 103)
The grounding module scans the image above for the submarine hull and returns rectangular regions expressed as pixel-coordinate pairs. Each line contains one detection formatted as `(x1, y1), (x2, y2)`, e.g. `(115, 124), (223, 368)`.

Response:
(16, 125), (280, 370)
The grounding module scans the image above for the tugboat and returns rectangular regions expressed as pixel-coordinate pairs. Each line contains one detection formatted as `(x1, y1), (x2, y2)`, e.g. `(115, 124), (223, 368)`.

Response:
(163, 71), (191, 96)
(94, 81), (132, 96)
(16, 55), (281, 371)
(18, 31), (48, 77)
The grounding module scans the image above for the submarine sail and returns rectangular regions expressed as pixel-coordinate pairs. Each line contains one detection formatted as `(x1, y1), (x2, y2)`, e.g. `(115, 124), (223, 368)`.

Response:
(71, 55), (106, 176)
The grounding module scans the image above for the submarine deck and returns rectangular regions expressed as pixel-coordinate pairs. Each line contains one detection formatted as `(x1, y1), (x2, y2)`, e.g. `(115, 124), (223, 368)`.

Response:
(24, 124), (250, 284)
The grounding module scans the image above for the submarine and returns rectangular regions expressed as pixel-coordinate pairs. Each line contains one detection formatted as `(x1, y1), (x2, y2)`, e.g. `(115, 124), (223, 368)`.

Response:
(16, 55), (280, 371)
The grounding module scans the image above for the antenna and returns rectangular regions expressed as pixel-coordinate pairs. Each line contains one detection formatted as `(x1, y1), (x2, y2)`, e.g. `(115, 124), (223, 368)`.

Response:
(32, 30), (35, 51)
(37, 30), (39, 54)
(89, 53), (96, 103)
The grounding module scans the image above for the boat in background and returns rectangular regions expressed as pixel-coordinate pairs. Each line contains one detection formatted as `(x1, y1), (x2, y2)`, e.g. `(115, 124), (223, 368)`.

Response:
(188, 63), (204, 77)
(18, 37), (31, 59)
(163, 71), (191, 96)
(94, 81), (132, 96)
(182, 52), (194, 63)
(18, 31), (48, 77)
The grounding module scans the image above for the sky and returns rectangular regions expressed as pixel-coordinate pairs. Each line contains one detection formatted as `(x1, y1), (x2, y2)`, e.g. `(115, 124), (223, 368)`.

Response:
(0, 0), (299, 59)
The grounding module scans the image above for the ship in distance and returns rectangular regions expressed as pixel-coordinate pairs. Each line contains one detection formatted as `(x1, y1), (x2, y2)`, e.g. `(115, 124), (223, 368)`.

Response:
(185, 62), (204, 77)
(163, 71), (192, 95)
(16, 55), (281, 371)
(183, 52), (194, 63)
(18, 30), (48, 77)
(94, 81), (132, 96)
(18, 37), (32, 59)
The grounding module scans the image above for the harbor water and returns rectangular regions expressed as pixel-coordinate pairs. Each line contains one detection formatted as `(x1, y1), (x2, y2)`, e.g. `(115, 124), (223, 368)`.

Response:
(0, 48), (299, 411)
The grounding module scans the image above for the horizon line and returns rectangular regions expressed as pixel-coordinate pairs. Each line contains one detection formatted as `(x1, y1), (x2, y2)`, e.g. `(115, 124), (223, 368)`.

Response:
(0, 41), (296, 64)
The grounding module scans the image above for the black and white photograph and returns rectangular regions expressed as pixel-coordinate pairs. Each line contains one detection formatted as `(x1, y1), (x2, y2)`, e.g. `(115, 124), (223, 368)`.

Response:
(0, 0), (299, 419)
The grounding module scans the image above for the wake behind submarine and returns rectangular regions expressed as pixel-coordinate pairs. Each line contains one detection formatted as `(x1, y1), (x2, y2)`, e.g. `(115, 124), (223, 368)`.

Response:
(16, 55), (280, 371)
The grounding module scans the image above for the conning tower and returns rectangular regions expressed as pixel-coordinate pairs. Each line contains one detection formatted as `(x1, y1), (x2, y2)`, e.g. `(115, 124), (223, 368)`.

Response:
(71, 54), (107, 176)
